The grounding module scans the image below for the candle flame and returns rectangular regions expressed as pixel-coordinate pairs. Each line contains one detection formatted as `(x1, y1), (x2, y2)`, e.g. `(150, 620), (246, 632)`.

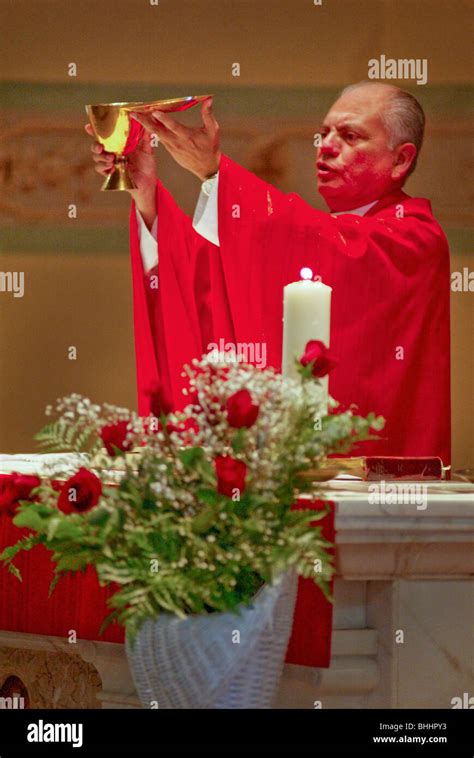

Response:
(300, 267), (313, 280)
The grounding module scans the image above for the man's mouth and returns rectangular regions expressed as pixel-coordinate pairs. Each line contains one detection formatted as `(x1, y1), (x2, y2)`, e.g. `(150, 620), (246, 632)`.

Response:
(316, 161), (338, 177)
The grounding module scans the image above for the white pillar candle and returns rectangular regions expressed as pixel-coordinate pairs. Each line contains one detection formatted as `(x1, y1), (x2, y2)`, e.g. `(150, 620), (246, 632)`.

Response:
(282, 268), (332, 389)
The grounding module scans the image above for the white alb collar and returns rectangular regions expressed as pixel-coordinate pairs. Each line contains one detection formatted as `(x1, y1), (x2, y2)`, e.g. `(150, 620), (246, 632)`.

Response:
(331, 199), (378, 217)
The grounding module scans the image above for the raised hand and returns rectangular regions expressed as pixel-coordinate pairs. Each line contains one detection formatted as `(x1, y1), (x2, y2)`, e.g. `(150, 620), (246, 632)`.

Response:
(129, 97), (221, 182)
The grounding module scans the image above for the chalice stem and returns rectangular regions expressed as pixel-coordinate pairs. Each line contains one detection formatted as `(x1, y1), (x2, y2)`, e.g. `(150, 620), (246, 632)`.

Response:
(101, 155), (136, 192)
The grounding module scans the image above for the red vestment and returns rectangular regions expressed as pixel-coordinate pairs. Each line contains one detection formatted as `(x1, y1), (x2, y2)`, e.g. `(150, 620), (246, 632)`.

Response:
(129, 155), (451, 667)
(130, 154), (451, 464)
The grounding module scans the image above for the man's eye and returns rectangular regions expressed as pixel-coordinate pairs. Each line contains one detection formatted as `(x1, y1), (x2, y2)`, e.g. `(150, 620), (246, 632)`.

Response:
(345, 132), (358, 141)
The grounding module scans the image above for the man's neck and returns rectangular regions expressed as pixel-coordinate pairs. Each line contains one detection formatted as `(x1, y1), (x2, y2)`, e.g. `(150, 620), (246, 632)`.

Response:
(326, 183), (405, 214)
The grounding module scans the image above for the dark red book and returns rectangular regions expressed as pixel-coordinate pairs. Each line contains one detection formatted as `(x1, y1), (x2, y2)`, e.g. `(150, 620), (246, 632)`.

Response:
(364, 456), (447, 480)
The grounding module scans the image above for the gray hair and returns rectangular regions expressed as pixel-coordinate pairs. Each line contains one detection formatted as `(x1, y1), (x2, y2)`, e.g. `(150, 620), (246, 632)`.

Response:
(341, 82), (425, 176)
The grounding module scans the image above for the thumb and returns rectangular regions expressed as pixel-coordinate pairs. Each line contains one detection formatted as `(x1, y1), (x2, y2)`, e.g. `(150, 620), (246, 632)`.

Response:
(201, 97), (218, 133)
(84, 123), (94, 136)
(129, 114), (158, 153)
(129, 111), (157, 134)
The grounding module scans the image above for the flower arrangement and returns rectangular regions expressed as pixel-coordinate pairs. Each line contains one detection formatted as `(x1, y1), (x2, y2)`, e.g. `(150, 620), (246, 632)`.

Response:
(0, 344), (383, 640)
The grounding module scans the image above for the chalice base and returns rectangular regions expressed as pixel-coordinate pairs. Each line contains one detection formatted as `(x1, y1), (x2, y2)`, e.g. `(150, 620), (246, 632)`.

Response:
(101, 157), (136, 192)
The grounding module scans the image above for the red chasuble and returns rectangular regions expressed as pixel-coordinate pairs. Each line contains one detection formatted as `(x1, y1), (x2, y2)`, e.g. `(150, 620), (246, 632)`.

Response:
(129, 154), (451, 667)
(130, 154), (451, 464)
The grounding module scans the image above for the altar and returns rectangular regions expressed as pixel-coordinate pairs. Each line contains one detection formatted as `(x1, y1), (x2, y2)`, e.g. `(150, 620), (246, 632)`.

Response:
(277, 483), (473, 709)
(1, 469), (472, 710)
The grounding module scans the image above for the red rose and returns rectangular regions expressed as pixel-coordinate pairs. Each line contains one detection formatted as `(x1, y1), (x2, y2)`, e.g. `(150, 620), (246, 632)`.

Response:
(226, 389), (259, 428)
(57, 468), (102, 514)
(0, 473), (41, 517)
(100, 420), (133, 457)
(300, 340), (337, 378)
(214, 455), (247, 498)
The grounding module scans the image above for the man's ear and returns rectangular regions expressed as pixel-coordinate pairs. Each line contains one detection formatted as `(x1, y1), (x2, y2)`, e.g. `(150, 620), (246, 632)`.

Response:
(392, 142), (417, 181)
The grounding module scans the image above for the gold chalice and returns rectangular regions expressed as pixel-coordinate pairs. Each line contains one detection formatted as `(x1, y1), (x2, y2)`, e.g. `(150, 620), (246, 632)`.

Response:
(85, 94), (212, 191)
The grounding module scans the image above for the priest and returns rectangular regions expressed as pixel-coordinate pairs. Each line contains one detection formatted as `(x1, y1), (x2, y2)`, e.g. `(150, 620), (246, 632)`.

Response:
(87, 81), (451, 465)
(86, 82), (452, 670)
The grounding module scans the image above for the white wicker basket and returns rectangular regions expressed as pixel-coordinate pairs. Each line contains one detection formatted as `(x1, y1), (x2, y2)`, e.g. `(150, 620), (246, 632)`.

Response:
(126, 570), (298, 709)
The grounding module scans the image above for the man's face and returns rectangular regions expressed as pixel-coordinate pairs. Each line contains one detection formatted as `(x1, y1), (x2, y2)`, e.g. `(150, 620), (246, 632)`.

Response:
(316, 86), (399, 212)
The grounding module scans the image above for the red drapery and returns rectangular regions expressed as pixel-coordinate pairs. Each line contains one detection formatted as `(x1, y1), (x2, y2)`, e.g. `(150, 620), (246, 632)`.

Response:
(0, 493), (334, 667)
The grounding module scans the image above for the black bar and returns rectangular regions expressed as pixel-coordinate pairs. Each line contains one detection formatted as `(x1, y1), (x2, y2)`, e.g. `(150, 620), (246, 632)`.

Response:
(0, 708), (471, 755)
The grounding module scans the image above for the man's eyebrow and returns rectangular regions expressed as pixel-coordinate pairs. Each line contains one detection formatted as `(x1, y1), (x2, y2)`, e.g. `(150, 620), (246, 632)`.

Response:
(318, 120), (365, 132)
(336, 121), (364, 131)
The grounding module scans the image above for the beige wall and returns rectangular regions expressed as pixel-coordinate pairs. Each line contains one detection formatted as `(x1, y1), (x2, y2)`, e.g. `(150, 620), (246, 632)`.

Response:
(1, 0), (473, 469)
(1, 0), (472, 86)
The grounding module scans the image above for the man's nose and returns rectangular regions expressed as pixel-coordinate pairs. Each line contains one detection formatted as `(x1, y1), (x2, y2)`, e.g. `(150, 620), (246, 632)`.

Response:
(319, 138), (339, 157)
